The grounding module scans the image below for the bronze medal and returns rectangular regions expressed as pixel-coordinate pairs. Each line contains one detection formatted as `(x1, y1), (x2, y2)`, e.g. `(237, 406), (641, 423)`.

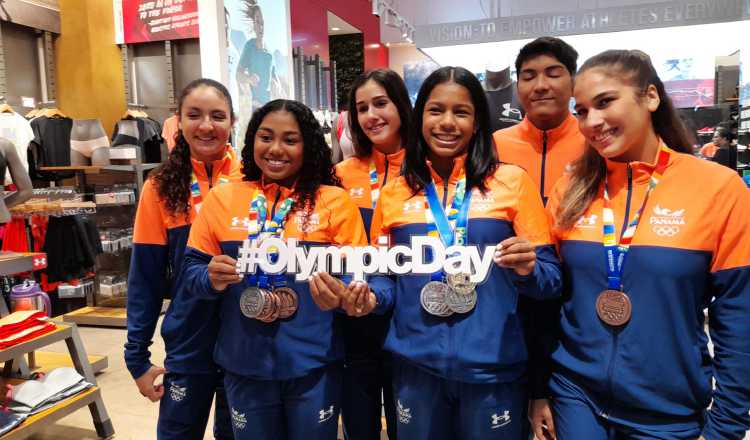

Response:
(596, 290), (632, 326)
(256, 289), (278, 323)
(274, 287), (299, 319)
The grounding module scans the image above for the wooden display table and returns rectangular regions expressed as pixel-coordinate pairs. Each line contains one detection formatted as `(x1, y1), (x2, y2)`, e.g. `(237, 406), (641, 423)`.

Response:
(0, 323), (114, 439)
(63, 307), (127, 327)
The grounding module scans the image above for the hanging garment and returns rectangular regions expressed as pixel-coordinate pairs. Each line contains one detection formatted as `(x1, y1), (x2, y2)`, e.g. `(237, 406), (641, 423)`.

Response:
(112, 117), (163, 163)
(28, 116), (75, 180)
(0, 112), (33, 184)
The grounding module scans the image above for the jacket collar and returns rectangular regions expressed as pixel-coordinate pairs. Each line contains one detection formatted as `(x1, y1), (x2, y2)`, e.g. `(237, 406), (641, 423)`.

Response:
(518, 112), (579, 149)
(189, 145), (236, 184)
(605, 141), (675, 186)
(371, 147), (405, 175)
(426, 154), (467, 186)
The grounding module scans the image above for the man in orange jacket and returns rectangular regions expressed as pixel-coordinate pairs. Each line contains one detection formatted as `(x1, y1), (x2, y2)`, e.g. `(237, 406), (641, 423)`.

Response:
(492, 37), (585, 205)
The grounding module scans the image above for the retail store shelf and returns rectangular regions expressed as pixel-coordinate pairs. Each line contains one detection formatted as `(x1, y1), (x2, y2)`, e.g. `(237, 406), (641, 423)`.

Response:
(0, 252), (47, 276)
(63, 306), (127, 327)
(39, 163), (160, 174)
(0, 385), (102, 440)
(0, 322), (113, 438)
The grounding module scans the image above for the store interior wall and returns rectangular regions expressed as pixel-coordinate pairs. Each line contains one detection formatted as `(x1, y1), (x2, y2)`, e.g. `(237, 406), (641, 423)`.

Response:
(388, 44), (432, 78)
(291, 0), (388, 70)
(56, 0), (126, 137)
(329, 33), (364, 109)
(2, 22), (42, 110)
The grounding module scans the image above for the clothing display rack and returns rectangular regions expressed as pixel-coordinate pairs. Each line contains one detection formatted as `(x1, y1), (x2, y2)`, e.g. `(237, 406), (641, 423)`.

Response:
(293, 47), (338, 112)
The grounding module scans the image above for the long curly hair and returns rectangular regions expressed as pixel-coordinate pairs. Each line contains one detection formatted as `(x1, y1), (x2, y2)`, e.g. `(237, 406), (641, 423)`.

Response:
(151, 78), (234, 217)
(242, 99), (339, 219)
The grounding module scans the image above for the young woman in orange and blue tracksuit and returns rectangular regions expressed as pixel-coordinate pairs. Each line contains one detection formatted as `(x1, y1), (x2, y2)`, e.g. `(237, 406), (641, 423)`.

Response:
(125, 78), (242, 439)
(531, 50), (750, 440)
(344, 66), (562, 439)
(182, 99), (367, 440)
(335, 68), (414, 440)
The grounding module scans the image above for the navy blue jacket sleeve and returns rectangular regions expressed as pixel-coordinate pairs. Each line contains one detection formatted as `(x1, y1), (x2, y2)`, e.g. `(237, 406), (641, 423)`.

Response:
(124, 244), (167, 379)
(183, 246), (222, 300)
(370, 274), (396, 315)
(511, 244), (562, 300)
(702, 176), (750, 439)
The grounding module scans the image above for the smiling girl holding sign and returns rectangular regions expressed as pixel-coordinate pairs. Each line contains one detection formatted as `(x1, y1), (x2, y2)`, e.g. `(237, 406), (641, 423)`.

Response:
(346, 66), (562, 439)
(182, 99), (367, 440)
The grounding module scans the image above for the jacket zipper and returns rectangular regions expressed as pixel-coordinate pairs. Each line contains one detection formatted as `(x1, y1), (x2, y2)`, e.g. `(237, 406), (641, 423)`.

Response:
(540, 131), (549, 203)
(602, 165), (633, 419)
(270, 190), (281, 218)
(205, 163), (214, 189)
(383, 158), (390, 186)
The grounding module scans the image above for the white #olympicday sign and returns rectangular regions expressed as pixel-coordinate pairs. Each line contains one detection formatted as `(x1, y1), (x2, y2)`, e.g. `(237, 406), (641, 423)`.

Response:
(236, 236), (496, 283)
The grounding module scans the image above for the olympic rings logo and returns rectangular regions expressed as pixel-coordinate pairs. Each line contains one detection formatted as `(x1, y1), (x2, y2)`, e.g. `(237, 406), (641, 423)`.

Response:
(652, 226), (680, 236)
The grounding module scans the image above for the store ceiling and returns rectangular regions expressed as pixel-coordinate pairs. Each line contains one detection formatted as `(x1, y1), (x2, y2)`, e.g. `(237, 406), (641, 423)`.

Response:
(327, 11), (361, 36)
(422, 20), (747, 75)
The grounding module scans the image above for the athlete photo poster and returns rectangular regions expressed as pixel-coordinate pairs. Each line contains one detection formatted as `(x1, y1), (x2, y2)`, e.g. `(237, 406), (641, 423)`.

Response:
(225, 0), (294, 146)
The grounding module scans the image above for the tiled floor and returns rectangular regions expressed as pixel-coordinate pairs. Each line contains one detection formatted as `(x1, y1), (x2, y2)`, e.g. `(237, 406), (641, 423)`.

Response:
(20, 319), (749, 440)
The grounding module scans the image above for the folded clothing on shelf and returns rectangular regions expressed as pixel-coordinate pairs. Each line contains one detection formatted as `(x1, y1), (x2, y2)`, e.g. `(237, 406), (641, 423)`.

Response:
(8, 367), (93, 415)
(0, 411), (26, 436)
(0, 311), (55, 349)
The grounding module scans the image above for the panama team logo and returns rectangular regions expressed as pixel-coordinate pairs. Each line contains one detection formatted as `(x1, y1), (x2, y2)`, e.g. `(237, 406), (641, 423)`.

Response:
(294, 212), (321, 233)
(491, 410), (511, 429)
(169, 383), (186, 402)
(318, 405), (335, 423)
(231, 408), (247, 430)
(397, 400), (412, 424)
(649, 205), (686, 237)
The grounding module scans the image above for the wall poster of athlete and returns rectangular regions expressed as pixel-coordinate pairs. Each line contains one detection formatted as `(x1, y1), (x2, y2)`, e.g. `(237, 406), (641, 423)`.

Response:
(225, 0), (294, 146)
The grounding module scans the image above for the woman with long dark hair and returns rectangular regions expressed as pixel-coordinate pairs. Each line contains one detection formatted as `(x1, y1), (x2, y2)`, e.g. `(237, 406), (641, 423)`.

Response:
(125, 78), (242, 439)
(182, 99), (367, 440)
(335, 68), (414, 440)
(531, 50), (750, 439)
(346, 66), (561, 439)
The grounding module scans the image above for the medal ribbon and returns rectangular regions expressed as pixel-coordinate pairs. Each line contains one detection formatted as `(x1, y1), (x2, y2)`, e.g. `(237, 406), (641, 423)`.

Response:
(246, 190), (295, 289)
(190, 173), (203, 213)
(603, 145), (671, 290)
(369, 160), (381, 210)
(424, 175), (472, 281)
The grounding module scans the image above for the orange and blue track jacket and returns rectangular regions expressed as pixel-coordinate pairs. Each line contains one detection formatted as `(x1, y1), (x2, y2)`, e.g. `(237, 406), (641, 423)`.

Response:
(367, 156), (562, 383)
(335, 148), (404, 239)
(546, 147), (750, 438)
(182, 181), (367, 379)
(124, 147), (242, 380)
(492, 113), (584, 204)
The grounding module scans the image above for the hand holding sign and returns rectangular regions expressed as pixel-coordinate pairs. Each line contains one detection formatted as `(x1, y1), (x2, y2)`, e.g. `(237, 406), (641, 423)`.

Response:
(309, 272), (346, 311)
(208, 255), (244, 291)
(493, 237), (536, 276)
(342, 280), (376, 317)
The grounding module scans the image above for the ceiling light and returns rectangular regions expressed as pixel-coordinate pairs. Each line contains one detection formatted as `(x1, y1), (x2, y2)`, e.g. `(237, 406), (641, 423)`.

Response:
(368, 43), (381, 49)
(331, 27), (340, 31)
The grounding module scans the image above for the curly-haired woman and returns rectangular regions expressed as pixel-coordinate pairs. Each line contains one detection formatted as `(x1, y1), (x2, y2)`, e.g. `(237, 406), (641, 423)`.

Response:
(125, 78), (242, 440)
(183, 99), (367, 440)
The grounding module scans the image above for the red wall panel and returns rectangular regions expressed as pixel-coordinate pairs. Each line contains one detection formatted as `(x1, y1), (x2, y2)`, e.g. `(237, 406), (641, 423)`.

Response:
(290, 0), (389, 70)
